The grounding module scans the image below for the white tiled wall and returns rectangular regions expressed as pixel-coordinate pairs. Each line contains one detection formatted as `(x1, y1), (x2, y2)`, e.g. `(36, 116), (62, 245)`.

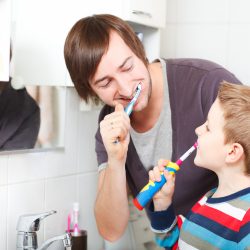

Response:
(2, 1), (250, 250)
(161, 0), (250, 86)
(0, 87), (104, 250)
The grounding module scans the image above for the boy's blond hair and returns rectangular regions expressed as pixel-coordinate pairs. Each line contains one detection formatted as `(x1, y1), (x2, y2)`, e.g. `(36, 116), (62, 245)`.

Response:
(218, 81), (250, 174)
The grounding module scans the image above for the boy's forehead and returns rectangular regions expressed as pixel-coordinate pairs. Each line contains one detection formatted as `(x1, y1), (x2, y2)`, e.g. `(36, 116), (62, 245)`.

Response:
(208, 99), (224, 123)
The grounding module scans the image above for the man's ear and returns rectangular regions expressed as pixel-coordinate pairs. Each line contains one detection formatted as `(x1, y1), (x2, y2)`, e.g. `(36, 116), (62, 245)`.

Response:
(225, 143), (244, 163)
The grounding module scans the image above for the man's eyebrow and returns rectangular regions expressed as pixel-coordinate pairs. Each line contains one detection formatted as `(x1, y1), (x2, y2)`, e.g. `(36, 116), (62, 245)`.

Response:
(118, 56), (132, 69)
(93, 56), (132, 85)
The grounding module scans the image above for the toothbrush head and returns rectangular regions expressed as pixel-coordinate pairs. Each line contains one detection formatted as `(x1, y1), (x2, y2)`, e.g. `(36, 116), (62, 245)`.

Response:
(132, 83), (142, 102)
(124, 83), (142, 116)
(114, 83), (142, 143)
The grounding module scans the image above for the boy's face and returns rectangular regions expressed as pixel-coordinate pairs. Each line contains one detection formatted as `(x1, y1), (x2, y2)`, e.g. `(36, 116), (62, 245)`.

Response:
(90, 31), (151, 111)
(194, 99), (227, 170)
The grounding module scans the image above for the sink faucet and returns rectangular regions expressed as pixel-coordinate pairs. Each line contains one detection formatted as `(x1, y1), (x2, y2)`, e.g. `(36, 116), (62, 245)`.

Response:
(16, 210), (72, 250)
(37, 233), (71, 250)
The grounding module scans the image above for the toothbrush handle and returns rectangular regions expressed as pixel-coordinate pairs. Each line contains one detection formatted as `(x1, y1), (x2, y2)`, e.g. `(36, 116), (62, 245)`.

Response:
(133, 162), (179, 210)
(124, 102), (133, 116)
(114, 103), (133, 143)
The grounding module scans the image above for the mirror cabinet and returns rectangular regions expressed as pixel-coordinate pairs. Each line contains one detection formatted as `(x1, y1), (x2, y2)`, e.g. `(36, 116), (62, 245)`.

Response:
(1, 0), (166, 152)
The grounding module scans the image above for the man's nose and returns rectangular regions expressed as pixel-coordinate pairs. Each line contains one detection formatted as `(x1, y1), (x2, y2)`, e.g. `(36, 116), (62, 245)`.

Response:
(116, 80), (133, 98)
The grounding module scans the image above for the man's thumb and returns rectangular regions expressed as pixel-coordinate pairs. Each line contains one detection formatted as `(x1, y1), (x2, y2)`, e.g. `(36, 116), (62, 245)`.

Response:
(115, 103), (124, 112)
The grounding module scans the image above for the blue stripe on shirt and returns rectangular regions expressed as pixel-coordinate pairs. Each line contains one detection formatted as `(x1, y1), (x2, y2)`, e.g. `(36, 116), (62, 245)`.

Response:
(239, 220), (250, 241)
(186, 212), (238, 241)
(238, 231), (250, 249)
(182, 220), (238, 250)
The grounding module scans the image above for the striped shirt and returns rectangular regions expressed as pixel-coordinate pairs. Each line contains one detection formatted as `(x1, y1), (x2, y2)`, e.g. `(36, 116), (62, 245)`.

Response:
(150, 187), (250, 250)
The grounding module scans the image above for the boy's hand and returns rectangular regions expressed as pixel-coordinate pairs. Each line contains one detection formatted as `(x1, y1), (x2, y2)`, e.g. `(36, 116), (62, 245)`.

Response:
(148, 159), (176, 211)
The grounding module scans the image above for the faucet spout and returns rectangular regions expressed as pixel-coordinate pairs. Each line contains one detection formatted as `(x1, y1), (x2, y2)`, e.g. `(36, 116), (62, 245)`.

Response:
(37, 232), (71, 250)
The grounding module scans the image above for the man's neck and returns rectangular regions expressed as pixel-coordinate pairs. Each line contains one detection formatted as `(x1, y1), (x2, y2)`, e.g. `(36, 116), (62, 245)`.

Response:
(131, 62), (164, 133)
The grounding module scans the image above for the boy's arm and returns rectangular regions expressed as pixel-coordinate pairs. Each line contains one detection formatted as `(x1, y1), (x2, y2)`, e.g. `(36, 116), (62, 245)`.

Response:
(146, 160), (182, 248)
(147, 203), (180, 248)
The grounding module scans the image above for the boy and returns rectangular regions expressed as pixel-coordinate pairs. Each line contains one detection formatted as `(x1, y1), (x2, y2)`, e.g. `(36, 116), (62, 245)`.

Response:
(147, 82), (250, 249)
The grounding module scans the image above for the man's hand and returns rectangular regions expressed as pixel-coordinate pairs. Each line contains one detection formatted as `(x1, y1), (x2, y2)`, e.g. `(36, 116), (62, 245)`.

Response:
(148, 159), (175, 211)
(100, 103), (130, 165)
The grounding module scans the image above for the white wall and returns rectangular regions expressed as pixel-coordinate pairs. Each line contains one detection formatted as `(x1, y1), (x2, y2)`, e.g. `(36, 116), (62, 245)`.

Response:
(2, 1), (250, 250)
(161, 0), (250, 86)
(0, 88), (104, 250)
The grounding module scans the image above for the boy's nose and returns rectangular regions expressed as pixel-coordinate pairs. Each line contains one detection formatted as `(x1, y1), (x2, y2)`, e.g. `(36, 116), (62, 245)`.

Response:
(195, 127), (200, 136)
(195, 124), (204, 136)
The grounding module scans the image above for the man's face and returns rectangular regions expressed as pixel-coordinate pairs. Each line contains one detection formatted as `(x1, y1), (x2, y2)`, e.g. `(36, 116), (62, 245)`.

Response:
(194, 99), (227, 170)
(90, 31), (151, 112)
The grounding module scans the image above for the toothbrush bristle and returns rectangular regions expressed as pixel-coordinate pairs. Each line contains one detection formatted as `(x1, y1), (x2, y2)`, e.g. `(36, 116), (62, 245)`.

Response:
(133, 83), (142, 99)
(124, 83), (142, 116)
(137, 83), (142, 91)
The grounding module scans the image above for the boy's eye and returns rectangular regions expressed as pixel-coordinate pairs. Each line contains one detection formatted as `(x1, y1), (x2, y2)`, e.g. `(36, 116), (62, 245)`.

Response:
(205, 124), (210, 131)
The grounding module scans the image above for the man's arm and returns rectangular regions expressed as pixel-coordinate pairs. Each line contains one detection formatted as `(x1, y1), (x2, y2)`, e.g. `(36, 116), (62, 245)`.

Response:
(95, 162), (129, 241)
(94, 104), (131, 241)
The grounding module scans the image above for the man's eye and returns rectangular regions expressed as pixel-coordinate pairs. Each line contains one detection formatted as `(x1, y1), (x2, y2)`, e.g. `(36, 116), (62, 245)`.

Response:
(122, 65), (133, 72)
(99, 80), (111, 88)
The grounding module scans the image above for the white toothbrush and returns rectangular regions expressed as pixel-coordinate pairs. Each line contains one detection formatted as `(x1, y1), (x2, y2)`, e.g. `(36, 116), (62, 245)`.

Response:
(114, 83), (142, 143)
(124, 83), (142, 116)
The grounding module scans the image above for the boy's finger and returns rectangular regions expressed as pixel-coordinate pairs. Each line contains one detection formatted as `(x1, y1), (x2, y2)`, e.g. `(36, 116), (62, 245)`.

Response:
(148, 170), (156, 182)
(153, 166), (162, 182)
(164, 170), (175, 182)
(158, 159), (170, 167)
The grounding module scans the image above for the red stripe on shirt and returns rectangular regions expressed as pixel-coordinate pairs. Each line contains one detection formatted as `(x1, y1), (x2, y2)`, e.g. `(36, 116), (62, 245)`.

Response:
(192, 204), (240, 231)
(241, 210), (250, 227)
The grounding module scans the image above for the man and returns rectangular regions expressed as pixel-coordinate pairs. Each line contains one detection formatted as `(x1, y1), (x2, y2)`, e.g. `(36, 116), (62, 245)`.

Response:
(64, 14), (241, 243)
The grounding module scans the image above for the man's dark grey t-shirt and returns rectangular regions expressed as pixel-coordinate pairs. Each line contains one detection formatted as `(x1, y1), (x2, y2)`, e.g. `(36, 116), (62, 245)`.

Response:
(95, 58), (241, 215)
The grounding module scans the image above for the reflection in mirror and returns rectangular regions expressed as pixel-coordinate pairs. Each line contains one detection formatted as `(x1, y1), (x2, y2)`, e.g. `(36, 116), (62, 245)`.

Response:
(0, 80), (65, 152)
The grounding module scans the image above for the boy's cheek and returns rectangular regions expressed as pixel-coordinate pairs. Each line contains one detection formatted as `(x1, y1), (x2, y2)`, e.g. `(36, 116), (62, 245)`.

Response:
(194, 153), (202, 166)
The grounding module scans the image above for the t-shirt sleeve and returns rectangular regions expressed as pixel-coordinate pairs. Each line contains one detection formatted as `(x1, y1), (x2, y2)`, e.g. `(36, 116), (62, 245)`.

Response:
(95, 106), (112, 168)
(146, 202), (183, 249)
(201, 67), (241, 118)
(95, 126), (108, 166)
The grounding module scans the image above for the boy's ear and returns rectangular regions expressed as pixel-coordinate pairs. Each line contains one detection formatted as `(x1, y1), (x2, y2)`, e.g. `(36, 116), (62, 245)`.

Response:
(225, 143), (244, 163)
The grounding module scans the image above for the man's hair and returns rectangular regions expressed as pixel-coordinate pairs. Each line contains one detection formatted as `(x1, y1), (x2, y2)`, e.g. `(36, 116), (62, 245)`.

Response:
(64, 14), (148, 103)
(218, 81), (250, 174)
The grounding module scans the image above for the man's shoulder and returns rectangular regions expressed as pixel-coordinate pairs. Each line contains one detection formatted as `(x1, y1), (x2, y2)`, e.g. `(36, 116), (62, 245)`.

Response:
(165, 58), (225, 72)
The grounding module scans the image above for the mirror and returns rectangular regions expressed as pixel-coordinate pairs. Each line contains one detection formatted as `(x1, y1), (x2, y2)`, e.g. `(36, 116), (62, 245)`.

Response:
(0, 81), (66, 153)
